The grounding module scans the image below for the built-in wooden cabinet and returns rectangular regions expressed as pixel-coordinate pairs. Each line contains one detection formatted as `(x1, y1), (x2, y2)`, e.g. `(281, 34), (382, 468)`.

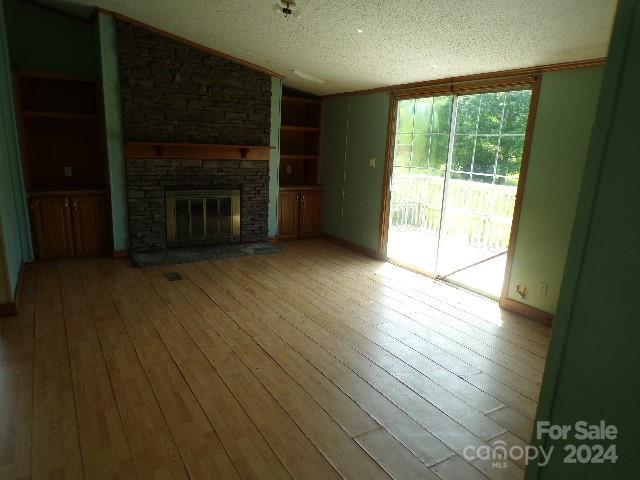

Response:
(15, 72), (112, 258)
(299, 189), (322, 237)
(278, 190), (301, 239)
(278, 188), (322, 239)
(71, 194), (110, 256)
(30, 192), (109, 259)
(278, 91), (323, 238)
(30, 196), (74, 260)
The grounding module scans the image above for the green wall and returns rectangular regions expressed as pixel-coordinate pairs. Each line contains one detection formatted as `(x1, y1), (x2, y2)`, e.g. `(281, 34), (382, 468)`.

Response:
(507, 67), (604, 313)
(97, 12), (127, 251)
(321, 92), (390, 251)
(0, 0), (32, 304)
(529, 1), (639, 477)
(321, 70), (603, 315)
(320, 95), (348, 241)
(269, 77), (282, 237)
(4, 0), (98, 77)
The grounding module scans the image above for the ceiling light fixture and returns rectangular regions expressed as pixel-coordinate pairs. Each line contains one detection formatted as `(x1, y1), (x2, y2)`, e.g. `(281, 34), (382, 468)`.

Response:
(273, 0), (301, 19)
(357, 29), (363, 34)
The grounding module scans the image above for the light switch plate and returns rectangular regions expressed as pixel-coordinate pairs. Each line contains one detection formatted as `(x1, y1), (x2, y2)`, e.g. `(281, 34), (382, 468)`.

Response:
(538, 281), (549, 297)
(368, 157), (376, 168)
(64, 166), (73, 177)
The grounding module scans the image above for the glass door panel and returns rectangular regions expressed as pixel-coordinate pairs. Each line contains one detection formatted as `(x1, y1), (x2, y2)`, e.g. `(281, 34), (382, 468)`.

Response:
(437, 89), (532, 297)
(386, 89), (531, 297)
(386, 96), (453, 273)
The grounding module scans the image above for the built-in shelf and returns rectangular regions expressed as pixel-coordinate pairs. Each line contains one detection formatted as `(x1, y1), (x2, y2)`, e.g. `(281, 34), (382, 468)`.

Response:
(16, 73), (106, 193)
(280, 92), (322, 187)
(278, 93), (323, 238)
(281, 125), (320, 132)
(22, 111), (98, 120)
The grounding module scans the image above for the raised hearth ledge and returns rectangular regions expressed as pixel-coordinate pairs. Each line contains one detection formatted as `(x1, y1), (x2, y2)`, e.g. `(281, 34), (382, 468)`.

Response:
(125, 142), (273, 161)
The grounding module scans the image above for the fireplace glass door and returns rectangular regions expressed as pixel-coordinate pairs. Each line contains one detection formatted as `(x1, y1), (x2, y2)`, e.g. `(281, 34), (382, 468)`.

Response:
(166, 190), (240, 246)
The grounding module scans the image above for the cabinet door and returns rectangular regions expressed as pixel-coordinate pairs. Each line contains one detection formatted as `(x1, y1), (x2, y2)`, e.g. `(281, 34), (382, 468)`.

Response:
(31, 196), (74, 260)
(299, 190), (322, 238)
(278, 191), (300, 239)
(71, 195), (109, 256)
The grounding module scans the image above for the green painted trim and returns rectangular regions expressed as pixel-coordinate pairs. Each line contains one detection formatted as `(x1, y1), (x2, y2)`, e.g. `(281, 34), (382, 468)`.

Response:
(268, 77), (282, 237)
(0, 214), (12, 303)
(526, 1), (640, 478)
(0, 0), (33, 303)
(98, 12), (128, 250)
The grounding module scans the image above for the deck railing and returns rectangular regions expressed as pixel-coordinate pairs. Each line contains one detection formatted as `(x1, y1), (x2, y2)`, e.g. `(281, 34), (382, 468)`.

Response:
(390, 174), (517, 250)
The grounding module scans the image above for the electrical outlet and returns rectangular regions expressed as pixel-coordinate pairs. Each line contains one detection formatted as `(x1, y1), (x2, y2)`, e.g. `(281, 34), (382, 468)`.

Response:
(286, 165), (292, 174)
(368, 157), (376, 168)
(516, 284), (528, 299)
(64, 166), (73, 177)
(538, 281), (549, 298)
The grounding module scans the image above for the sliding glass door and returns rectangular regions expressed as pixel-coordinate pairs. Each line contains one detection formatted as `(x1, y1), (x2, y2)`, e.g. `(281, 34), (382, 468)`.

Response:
(386, 95), (453, 273)
(386, 87), (532, 298)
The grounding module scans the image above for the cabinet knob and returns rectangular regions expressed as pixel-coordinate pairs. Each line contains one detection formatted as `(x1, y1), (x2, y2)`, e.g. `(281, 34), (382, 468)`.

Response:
(73, 200), (78, 210)
(301, 194), (305, 203)
(64, 199), (69, 209)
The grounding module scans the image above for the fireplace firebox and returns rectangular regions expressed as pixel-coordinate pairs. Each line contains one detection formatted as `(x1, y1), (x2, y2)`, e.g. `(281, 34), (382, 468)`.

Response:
(165, 190), (240, 247)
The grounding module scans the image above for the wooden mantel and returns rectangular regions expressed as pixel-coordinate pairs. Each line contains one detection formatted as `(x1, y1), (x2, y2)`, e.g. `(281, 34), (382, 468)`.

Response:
(125, 142), (272, 161)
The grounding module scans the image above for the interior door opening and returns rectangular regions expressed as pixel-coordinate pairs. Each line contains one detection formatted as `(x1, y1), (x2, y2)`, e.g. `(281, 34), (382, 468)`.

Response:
(385, 87), (533, 299)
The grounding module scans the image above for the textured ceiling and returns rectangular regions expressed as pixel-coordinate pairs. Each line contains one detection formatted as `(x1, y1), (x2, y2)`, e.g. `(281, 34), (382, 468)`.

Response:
(44, 0), (617, 95)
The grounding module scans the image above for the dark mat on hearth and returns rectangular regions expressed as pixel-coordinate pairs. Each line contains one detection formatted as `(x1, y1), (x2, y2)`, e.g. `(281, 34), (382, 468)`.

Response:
(131, 242), (280, 267)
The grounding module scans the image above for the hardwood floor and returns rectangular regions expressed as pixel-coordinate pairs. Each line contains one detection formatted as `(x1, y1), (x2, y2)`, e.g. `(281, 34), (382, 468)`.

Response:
(0, 239), (550, 480)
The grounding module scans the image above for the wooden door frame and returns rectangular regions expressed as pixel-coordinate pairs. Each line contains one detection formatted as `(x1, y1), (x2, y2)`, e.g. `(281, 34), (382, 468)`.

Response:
(498, 77), (544, 313)
(377, 75), (542, 307)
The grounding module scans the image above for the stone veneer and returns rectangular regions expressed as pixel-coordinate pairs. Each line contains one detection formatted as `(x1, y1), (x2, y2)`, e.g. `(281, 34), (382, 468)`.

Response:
(127, 159), (268, 252)
(116, 20), (271, 145)
(117, 19), (274, 252)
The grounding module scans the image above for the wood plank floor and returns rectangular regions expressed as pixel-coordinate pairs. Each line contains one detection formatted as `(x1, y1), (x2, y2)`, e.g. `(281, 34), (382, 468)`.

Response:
(0, 239), (550, 480)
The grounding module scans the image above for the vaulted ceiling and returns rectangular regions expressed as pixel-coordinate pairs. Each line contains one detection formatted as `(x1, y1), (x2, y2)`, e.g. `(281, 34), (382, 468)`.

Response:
(44, 0), (617, 95)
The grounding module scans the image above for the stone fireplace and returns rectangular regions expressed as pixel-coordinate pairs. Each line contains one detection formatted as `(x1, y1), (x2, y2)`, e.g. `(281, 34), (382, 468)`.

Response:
(116, 19), (273, 254)
(126, 155), (269, 253)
